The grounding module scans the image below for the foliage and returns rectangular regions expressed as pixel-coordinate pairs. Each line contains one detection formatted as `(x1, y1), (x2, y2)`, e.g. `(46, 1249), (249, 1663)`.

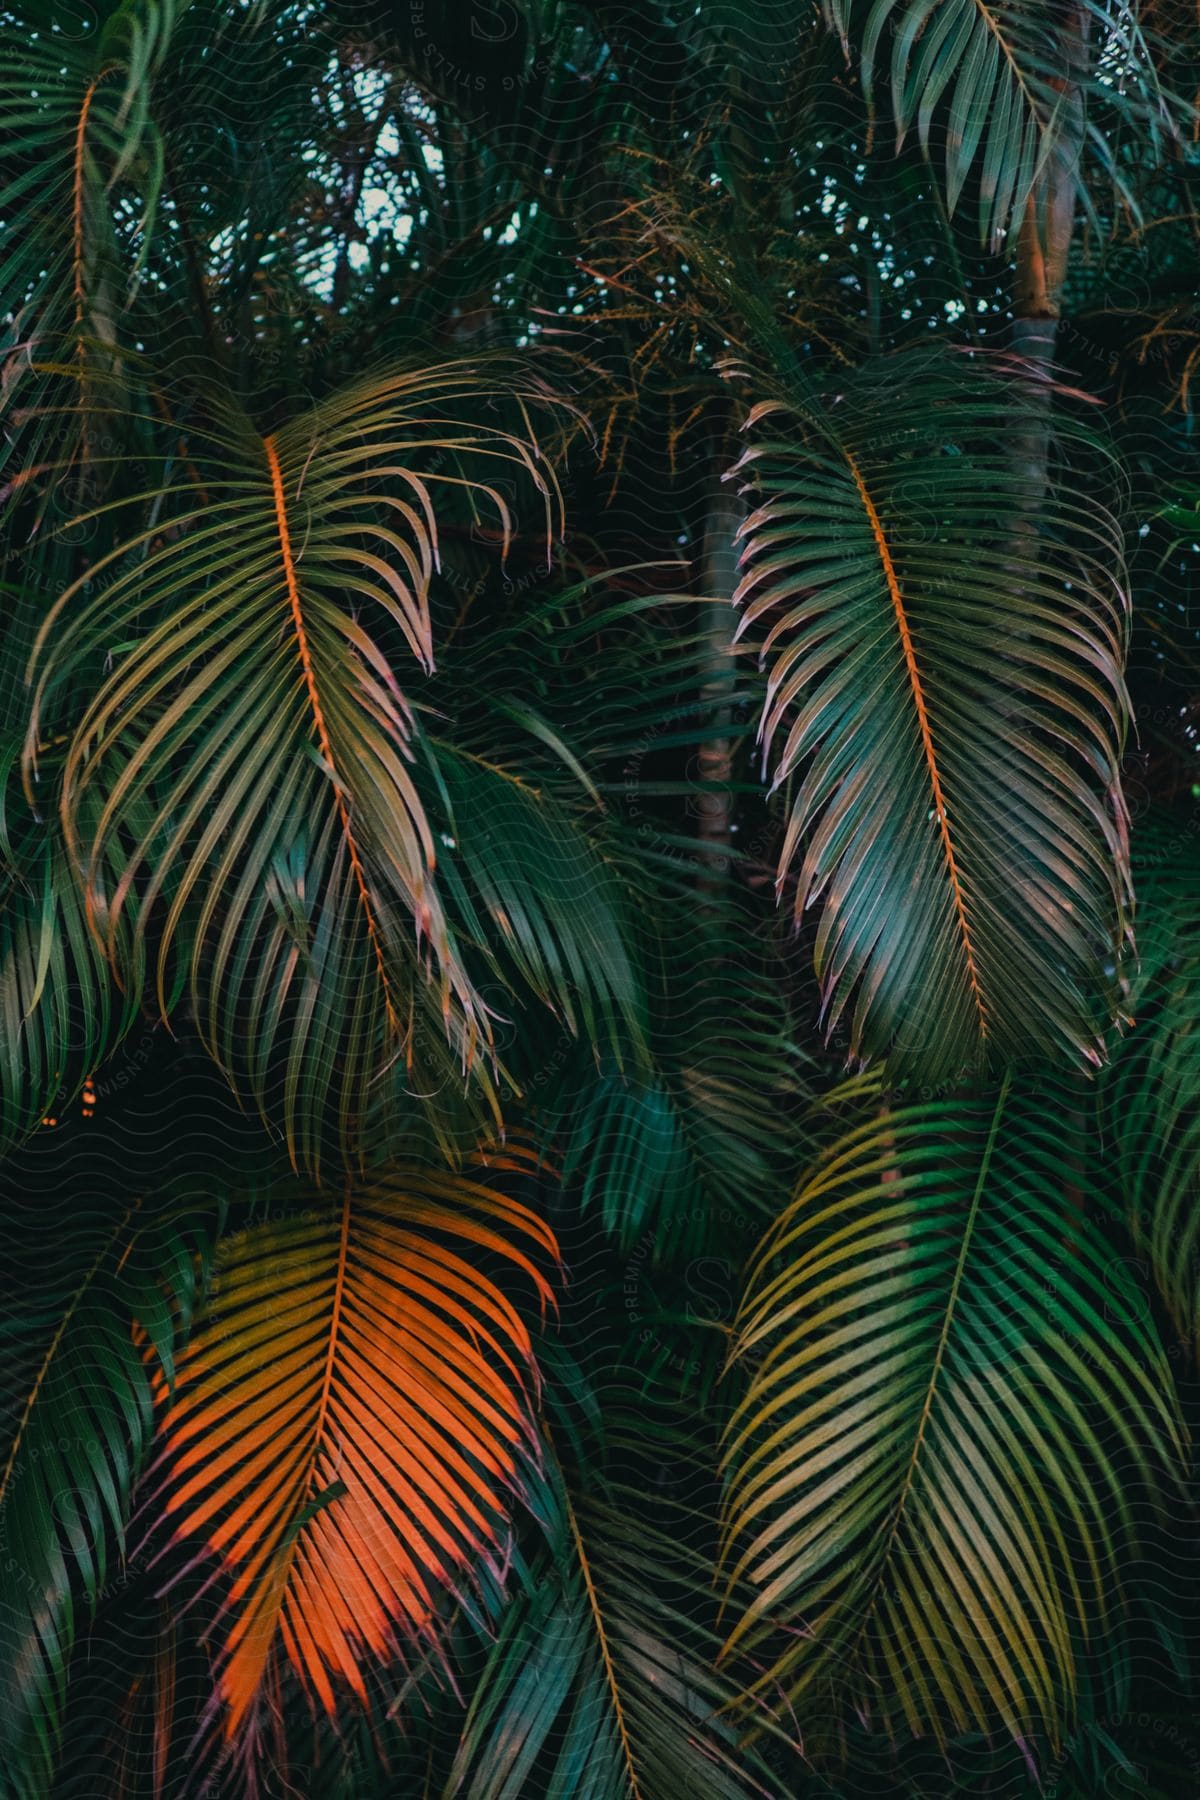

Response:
(1, 2), (1199, 1797)
(720, 1074), (1184, 1754)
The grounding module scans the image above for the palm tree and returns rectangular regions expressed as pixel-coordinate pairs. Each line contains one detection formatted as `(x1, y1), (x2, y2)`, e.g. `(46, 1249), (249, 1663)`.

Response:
(2, 3), (1200, 1795)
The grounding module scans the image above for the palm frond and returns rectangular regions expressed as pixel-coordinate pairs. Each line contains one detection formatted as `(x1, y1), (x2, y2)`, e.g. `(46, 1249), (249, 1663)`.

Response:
(0, 0), (179, 497)
(733, 349), (1132, 1083)
(546, 915), (807, 1256)
(0, 737), (138, 1154)
(139, 1149), (558, 1744)
(824, 1), (1175, 248)
(1100, 830), (1200, 1345)
(25, 360), (565, 1172)
(423, 740), (645, 1062)
(448, 1474), (783, 1800)
(719, 1074), (1185, 1763)
(0, 1200), (214, 1791)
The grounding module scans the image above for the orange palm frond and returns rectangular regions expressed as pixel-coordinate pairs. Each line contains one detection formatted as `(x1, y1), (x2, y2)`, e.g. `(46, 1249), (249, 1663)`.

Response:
(139, 1150), (558, 1741)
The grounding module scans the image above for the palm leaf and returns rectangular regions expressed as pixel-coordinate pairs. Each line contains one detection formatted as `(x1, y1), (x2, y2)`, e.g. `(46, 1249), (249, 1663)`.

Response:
(0, 737), (139, 1154)
(546, 915), (806, 1257)
(138, 1150), (558, 1742)
(423, 740), (645, 1060)
(0, 0), (178, 498)
(718, 1073), (1185, 1763)
(448, 1475), (783, 1800)
(25, 361), (564, 1171)
(1100, 832), (1200, 1345)
(824, 1), (1171, 248)
(733, 350), (1132, 1083)
(0, 1200), (214, 1792)
(440, 581), (809, 1252)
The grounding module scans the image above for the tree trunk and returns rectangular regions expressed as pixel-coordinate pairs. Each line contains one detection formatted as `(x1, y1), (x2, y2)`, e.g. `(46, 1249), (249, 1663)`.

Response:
(1009, 5), (1090, 516)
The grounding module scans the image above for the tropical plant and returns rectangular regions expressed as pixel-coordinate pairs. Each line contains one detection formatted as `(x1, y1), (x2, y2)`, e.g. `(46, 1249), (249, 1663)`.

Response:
(2, 2), (1200, 1797)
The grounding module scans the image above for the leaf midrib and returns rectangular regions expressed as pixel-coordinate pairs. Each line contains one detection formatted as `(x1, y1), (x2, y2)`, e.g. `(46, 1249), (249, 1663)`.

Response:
(844, 448), (990, 1040)
(846, 1074), (1012, 1653)
(0, 1201), (139, 1505)
(563, 1482), (643, 1800)
(72, 73), (102, 352)
(263, 432), (401, 1038)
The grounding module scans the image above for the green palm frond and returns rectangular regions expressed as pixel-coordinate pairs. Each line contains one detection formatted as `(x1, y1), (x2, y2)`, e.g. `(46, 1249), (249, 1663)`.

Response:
(824, 1), (1175, 247)
(25, 360), (565, 1172)
(0, 1199), (215, 1793)
(547, 916), (806, 1256)
(719, 1073), (1185, 1764)
(0, 0), (179, 498)
(0, 739), (137, 1155)
(553, 1066), (694, 1250)
(448, 1474), (785, 1800)
(1101, 832), (1200, 1345)
(0, 0), (175, 338)
(423, 741), (645, 1063)
(422, 573), (810, 1249)
(733, 349), (1132, 1083)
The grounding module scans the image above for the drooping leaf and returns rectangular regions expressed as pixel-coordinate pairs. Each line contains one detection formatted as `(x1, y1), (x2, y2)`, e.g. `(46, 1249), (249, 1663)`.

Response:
(1100, 831), (1200, 1347)
(139, 1150), (558, 1743)
(544, 912), (806, 1256)
(719, 1074), (1185, 1764)
(0, 1199), (215, 1792)
(0, 736), (139, 1154)
(823, 1), (1174, 247)
(733, 350), (1133, 1084)
(449, 1471), (783, 1800)
(424, 740), (645, 1061)
(25, 360), (565, 1172)
(0, 0), (179, 499)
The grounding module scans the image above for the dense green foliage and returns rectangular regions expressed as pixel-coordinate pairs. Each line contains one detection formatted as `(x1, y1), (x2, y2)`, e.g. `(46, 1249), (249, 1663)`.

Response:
(2, 3), (1200, 1795)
